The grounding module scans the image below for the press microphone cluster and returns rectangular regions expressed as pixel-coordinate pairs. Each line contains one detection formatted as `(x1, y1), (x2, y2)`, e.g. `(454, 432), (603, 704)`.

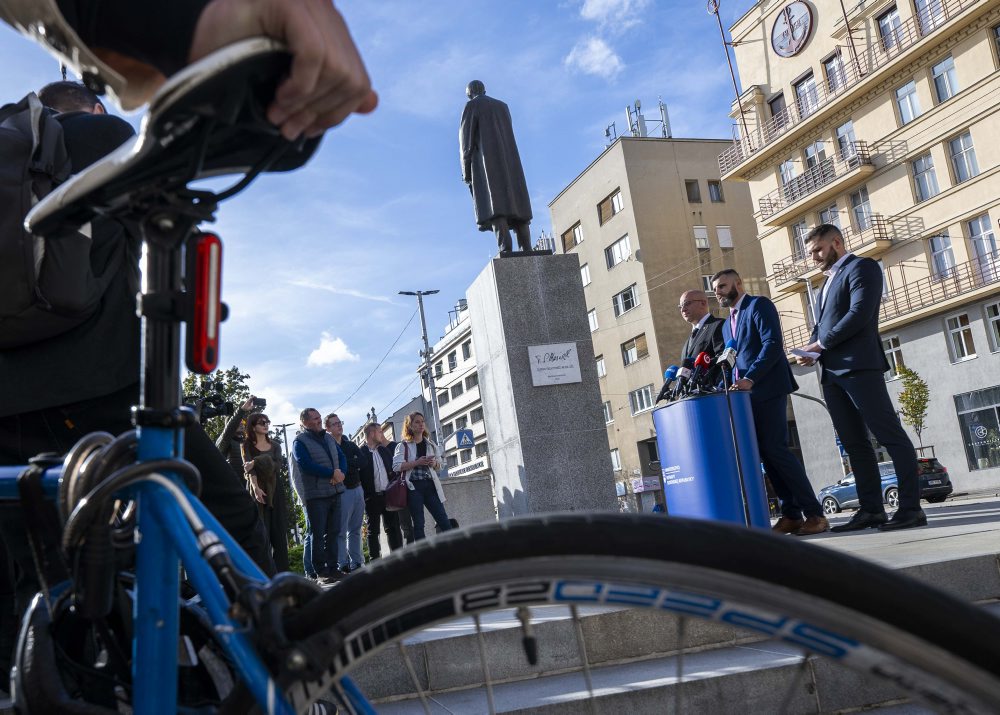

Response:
(654, 340), (739, 404)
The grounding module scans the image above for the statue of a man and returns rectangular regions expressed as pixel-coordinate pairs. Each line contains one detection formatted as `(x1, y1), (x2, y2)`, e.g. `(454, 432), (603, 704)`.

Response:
(459, 80), (533, 253)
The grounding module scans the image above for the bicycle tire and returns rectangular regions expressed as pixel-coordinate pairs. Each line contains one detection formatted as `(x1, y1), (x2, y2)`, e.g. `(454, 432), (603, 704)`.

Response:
(272, 513), (1000, 713)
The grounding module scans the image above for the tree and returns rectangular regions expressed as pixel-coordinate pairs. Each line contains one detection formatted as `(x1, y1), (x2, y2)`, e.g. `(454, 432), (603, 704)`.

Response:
(896, 365), (930, 447)
(181, 365), (251, 443)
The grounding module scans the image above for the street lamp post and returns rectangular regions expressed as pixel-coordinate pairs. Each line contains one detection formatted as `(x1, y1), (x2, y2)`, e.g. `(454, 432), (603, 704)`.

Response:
(399, 290), (443, 446)
(274, 421), (298, 543)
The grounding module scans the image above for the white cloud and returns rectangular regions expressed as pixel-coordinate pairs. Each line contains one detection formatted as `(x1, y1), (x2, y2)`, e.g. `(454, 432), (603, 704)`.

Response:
(307, 333), (360, 367)
(580, 0), (651, 29)
(564, 37), (624, 79)
(290, 278), (395, 304)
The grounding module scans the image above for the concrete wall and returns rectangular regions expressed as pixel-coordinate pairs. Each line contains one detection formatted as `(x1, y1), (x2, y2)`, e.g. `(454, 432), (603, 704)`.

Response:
(440, 473), (496, 527)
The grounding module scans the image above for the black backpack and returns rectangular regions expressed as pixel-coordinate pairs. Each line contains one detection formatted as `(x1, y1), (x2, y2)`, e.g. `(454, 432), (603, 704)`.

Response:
(0, 93), (125, 349)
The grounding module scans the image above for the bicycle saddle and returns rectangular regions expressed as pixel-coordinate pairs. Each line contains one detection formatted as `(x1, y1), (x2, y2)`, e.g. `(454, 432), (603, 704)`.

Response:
(26, 37), (321, 236)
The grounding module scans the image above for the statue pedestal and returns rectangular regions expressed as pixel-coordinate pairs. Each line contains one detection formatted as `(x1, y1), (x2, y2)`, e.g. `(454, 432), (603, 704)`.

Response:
(467, 255), (617, 517)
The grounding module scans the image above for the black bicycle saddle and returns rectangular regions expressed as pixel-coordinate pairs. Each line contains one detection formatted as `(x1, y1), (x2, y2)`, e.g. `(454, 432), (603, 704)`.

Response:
(26, 37), (321, 236)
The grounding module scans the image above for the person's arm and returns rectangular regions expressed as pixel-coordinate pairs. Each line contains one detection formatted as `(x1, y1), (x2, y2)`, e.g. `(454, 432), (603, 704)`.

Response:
(460, 102), (476, 184)
(392, 442), (406, 473)
(817, 260), (883, 351)
(742, 299), (786, 384)
(215, 396), (253, 450)
(292, 438), (332, 479)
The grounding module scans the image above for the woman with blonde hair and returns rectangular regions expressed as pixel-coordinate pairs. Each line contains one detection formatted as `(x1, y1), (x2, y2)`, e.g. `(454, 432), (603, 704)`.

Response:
(392, 412), (454, 540)
(242, 412), (289, 571)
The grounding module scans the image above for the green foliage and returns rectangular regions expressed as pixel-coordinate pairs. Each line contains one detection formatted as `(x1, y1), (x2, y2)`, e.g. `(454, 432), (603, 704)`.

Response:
(181, 365), (251, 442)
(287, 544), (304, 575)
(896, 365), (930, 447)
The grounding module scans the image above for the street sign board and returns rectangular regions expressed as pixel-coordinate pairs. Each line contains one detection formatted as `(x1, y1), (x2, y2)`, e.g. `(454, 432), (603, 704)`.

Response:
(455, 429), (475, 448)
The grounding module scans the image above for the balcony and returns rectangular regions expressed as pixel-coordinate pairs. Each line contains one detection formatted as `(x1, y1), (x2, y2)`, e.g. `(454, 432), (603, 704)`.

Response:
(758, 143), (873, 226)
(718, 0), (983, 178)
(770, 215), (893, 293)
(880, 250), (1000, 325)
(782, 322), (812, 351)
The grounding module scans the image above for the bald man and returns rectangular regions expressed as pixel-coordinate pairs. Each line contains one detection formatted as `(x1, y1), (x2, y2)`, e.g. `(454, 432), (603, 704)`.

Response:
(678, 290), (724, 362)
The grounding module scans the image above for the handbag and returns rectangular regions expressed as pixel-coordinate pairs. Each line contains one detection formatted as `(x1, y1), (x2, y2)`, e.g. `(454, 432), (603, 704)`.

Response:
(385, 443), (410, 512)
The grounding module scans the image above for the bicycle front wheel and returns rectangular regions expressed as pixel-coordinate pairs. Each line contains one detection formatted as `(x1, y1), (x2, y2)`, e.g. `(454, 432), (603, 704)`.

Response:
(280, 514), (1000, 714)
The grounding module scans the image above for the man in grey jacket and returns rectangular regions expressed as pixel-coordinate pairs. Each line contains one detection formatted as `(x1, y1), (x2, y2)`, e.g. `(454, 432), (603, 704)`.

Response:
(291, 408), (346, 583)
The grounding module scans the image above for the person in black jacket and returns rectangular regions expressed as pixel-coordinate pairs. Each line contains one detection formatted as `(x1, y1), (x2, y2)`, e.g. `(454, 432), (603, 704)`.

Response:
(678, 290), (725, 362)
(359, 423), (404, 559)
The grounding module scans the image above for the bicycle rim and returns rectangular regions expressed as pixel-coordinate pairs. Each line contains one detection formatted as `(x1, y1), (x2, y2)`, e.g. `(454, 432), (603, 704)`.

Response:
(277, 514), (1000, 714)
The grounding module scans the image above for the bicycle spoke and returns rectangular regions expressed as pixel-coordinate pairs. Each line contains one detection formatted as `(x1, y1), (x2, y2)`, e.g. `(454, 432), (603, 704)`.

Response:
(473, 613), (496, 715)
(674, 616), (687, 715)
(398, 641), (432, 715)
(570, 604), (598, 714)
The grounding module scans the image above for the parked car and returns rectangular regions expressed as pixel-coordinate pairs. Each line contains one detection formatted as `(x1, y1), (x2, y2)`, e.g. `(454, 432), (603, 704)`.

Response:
(818, 458), (953, 514)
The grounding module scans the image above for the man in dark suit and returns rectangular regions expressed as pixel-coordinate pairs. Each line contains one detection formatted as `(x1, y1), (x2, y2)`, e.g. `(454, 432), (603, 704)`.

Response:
(678, 290), (725, 363)
(359, 423), (405, 559)
(795, 224), (925, 531)
(712, 269), (828, 535)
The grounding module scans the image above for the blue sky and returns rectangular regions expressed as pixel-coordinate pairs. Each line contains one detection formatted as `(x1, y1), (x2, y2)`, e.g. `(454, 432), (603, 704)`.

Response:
(1, 0), (756, 433)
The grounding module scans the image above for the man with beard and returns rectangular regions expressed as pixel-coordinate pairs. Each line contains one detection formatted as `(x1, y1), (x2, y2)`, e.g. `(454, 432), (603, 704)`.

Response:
(794, 224), (925, 532)
(712, 269), (828, 536)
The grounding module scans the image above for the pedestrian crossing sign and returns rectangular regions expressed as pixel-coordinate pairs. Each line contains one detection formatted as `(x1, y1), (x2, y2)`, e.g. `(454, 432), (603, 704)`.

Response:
(455, 429), (475, 448)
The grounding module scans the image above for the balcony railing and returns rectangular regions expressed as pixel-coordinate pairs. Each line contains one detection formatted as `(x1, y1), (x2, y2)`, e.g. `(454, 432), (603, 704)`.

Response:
(880, 250), (1000, 323)
(770, 215), (891, 286)
(717, 0), (981, 176)
(758, 143), (871, 220)
(782, 322), (812, 350)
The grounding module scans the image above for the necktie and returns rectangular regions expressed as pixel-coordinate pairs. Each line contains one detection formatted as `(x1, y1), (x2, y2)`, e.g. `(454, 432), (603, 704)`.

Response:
(729, 308), (739, 380)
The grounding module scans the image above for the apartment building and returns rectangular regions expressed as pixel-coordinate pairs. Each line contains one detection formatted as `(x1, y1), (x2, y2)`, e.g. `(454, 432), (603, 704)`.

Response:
(549, 136), (763, 505)
(721, 0), (1000, 489)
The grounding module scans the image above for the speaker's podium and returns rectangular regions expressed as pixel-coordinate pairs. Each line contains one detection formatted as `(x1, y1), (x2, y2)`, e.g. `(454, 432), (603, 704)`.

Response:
(652, 391), (770, 529)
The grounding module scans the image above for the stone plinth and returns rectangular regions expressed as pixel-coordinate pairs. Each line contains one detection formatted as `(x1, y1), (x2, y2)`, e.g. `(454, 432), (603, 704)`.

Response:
(467, 255), (616, 517)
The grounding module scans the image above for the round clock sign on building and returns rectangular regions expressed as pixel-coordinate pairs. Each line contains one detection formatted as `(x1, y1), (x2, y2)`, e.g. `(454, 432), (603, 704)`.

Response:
(771, 1), (813, 58)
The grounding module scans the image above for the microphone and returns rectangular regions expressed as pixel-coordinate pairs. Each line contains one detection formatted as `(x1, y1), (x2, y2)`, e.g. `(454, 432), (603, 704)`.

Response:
(689, 352), (712, 392)
(671, 357), (695, 400)
(718, 339), (737, 383)
(655, 365), (679, 404)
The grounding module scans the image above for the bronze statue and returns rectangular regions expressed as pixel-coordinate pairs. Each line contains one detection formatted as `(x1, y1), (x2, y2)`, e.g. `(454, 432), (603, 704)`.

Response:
(459, 80), (533, 253)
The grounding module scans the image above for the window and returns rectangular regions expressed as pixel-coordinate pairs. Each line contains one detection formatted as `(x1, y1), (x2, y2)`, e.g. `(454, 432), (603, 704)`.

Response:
(995, 25), (1000, 57)
(685, 180), (702, 203)
(954, 386), (1000, 471)
(580, 263), (591, 286)
(984, 302), (1000, 351)
(819, 204), (841, 228)
(895, 82), (921, 124)
(628, 385), (655, 415)
(930, 234), (956, 279)
(779, 159), (796, 186)
(455, 416), (468, 430)
(438, 390), (450, 406)
(824, 52), (847, 92)
(836, 121), (857, 160)
(882, 335), (904, 380)
(465, 373), (479, 390)
(717, 226), (733, 249)
(604, 234), (631, 268)
(621, 334), (649, 366)
(588, 309), (598, 332)
(850, 187), (873, 231)
(878, 6), (903, 51)
(598, 189), (623, 225)
(612, 284), (639, 317)
(708, 180), (724, 202)
(450, 382), (465, 399)
(462, 340), (472, 360)
(968, 214), (999, 282)
(794, 73), (819, 118)
(912, 153), (939, 202)
(595, 355), (606, 378)
(792, 219), (809, 259)
(448, 351), (457, 372)
(475, 440), (489, 457)
(460, 449), (472, 463)
(932, 56), (959, 102)
(471, 407), (484, 423)
(561, 222), (583, 252)
(768, 93), (788, 133)
(701, 275), (714, 292)
(441, 422), (454, 438)
(602, 401), (614, 425)
(693, 226), (710, 250)
(946, 313), (976, 361)
(434, 361), (443, 378)
(916, 0), (945, 34)
(804, 140), (827, 170)
(446, 454), (458, 468)
(610, 448), (622, 472)
(949, 132), (979, 183)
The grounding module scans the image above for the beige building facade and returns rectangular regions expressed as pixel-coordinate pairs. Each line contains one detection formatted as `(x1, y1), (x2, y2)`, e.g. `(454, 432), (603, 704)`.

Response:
(722, 0), (1000, 490)
(549, 136), (764, 508)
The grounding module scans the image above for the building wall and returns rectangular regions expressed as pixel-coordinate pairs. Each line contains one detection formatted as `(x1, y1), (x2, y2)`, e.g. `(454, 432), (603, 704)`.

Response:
(548, 137), (763, 502)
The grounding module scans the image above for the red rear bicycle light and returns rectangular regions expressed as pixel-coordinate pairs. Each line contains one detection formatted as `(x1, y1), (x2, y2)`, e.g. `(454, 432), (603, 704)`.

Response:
(185, 232), (222, 374)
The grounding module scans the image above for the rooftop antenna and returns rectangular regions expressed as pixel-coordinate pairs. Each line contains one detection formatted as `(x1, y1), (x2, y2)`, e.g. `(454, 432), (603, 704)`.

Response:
(604, 121), (617, 145)
(658, 97), (672, 138)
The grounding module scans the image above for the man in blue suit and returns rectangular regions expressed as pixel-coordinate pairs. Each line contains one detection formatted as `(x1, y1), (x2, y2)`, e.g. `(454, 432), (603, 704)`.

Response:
(796, 225), (925, 531)
(712, 269), (828, 535)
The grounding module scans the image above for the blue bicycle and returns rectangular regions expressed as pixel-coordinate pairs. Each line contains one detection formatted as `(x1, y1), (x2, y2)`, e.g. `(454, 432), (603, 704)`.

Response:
(3, 39), (1000, 715)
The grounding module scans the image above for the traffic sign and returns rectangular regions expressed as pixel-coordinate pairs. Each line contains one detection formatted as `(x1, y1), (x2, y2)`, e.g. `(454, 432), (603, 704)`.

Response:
(455, 429), (475, 448)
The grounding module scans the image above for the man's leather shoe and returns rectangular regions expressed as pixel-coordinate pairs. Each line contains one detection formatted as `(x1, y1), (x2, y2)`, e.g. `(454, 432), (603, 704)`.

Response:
(795, 515), (830, 535)
(830, 510), (887, 532)
(878, 508), (927, 531)
(772, 516), (804, 534)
